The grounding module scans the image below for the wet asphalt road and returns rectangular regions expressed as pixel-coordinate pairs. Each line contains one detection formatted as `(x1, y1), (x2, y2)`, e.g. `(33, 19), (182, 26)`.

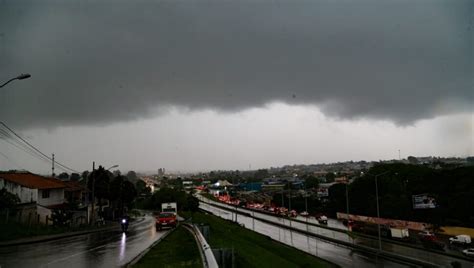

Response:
(198, 196), (474, 268)
(199, 201), (404, 267)
(0, 215), (166, 268)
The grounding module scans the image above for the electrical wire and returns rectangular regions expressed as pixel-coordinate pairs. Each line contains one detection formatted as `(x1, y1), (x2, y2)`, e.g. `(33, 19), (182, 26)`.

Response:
(0, 122), (79, 173)
(0, 150), (25, 170)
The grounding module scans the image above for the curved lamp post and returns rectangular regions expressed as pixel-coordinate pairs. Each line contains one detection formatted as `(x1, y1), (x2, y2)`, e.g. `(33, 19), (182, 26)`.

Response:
(0, 74), (31, 88)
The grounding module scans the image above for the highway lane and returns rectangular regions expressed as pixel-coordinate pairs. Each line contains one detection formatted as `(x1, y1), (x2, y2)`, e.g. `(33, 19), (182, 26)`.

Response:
(0, 215), (166, 268)
(199, 202), (407, 267)
(198, 196), (474, 267)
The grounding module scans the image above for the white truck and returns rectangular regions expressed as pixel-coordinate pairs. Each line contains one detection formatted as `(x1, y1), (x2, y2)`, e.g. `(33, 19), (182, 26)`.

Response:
(161, 202), (177, 214)
(390, 227), (410, 239)
(449, 234), (472, 245)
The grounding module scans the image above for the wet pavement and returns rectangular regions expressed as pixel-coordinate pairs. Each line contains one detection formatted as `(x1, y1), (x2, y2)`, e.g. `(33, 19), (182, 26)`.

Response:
(0, 215), (166, 268)
(198, 197), (474, 268)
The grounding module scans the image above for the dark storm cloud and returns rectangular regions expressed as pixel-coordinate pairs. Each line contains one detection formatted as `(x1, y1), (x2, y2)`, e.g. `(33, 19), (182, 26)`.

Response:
(0, 0), (472, 128)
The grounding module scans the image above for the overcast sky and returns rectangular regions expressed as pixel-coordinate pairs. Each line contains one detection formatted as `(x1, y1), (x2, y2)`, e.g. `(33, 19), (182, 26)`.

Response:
(0, 0), (472, 174)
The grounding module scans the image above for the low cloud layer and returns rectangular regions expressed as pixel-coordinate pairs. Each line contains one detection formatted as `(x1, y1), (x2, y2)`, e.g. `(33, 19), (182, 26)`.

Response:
(0, 0), (472, 129)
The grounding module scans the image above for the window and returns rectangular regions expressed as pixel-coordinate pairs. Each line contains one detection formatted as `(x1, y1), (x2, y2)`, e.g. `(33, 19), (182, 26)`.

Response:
(42, 189), (50, 199)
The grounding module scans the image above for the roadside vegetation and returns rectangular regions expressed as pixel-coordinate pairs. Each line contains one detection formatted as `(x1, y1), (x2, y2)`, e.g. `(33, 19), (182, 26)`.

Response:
(134, 226), (202, 268)
(181, 211), (338, 268)
(326, 164), (474, 228)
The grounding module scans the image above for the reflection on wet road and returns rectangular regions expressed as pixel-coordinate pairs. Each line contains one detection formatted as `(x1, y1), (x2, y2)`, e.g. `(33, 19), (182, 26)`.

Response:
(0, 215), (166, 268)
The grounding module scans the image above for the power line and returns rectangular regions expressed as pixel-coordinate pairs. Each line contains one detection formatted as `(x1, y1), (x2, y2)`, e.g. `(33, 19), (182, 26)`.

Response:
(0, 135), (71, 172)
(0, 122), (79, 173)
(0, 150), (25, 170)
(0, 128), (53, 164)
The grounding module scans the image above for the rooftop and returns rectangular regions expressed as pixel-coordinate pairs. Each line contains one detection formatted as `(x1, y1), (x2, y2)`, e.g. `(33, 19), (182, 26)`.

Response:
(0, 171), (65, 190)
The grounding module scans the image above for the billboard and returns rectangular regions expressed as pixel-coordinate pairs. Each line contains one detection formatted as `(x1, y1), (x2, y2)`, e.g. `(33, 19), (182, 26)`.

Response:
(412, 194), (437, 209)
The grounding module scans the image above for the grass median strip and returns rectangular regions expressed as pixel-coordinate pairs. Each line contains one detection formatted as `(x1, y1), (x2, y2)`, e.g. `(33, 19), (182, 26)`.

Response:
(133, 226), (203, 268)
(182, 211), (339, 268)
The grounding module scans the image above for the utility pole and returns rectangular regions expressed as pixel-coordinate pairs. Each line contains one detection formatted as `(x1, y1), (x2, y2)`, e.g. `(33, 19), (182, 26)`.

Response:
(346, 181), (350, 231)
(91, 161), (95, 225)
(398, 149), (401, 160)
(51, 154), (55, 177)
(288, 181), (292, 227)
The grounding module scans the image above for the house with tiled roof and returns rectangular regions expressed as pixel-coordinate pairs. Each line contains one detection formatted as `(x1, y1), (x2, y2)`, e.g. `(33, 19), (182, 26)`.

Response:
(0, 171), (66, 206)
(0, 171), (74, 224)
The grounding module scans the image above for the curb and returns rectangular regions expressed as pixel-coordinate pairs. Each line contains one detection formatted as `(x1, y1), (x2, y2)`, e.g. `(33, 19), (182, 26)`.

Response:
(0, 217), (146, 247)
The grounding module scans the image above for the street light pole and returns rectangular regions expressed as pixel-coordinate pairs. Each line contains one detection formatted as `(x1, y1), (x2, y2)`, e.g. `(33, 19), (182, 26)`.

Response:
(288, 181), (292, 227)
(374, 171), (390, 251)
(0, 74), (31, 88)
(91, 161), (96, 225)
(345, 181), (350, 230)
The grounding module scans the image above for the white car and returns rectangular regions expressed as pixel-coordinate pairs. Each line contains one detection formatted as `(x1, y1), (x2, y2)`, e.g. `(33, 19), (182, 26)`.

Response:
(449, 234), (472, 245)
(462, 248), (474, 257)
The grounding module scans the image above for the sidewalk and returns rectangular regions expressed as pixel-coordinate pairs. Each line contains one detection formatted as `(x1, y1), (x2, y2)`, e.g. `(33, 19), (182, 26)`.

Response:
(0, 217), (145, 247)
(0, 225), (118, 247)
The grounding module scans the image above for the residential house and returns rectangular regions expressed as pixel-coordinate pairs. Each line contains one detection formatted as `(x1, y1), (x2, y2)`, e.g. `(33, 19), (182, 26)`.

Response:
(0, 171), (65, 224)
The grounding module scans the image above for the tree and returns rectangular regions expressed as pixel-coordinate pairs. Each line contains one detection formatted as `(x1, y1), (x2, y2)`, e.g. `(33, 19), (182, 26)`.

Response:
(467, 156), (474, 165)
(126, 171), (138, 182)
(113, 170), (121, 177)
(254, 169), (269, 180)
(70, 173), (80, 181)
(408, 156), (419, 164)
(58, 172), (69, 180)
(325, 172), (336, 183)
(81, 170), (90, 181)
(110, 175), (137, 217)
(87, 166), (112, 214)
(303, 175), (319, 189)
(0, 188), (20, 209)
(136, 180), (151, 196)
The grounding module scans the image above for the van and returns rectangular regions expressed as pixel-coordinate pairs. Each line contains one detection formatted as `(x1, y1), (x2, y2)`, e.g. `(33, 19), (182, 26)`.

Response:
(449, 234), (472, 245)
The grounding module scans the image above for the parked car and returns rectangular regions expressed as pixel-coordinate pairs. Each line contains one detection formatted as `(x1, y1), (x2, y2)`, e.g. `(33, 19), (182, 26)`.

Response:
(449, 234), (472, 245)
(462, 248), (474, 257)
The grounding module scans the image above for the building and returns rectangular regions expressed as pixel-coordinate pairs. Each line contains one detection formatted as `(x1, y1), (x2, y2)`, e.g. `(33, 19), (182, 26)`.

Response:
(158, 168), (165, 176)
(0, 171), (88, 225)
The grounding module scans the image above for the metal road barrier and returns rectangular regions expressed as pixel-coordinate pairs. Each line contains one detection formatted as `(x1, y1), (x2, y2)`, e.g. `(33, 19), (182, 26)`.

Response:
(183, 223), (219, 268)
(198, 198), (441, 268)
(198, 195), (474, 264)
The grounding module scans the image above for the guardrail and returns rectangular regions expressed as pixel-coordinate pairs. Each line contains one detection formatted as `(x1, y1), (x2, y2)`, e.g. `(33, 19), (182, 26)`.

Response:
(183, 223), (219, 268)
(199, 195), (474, 263)
(199, 198), (441, 268)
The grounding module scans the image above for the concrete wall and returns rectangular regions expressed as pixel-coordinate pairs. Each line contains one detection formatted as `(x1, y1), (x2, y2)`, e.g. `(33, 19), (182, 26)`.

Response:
(38, 188), (65, 206)
(37, 205), (52, 225)
(0, 178), (37, 204)
(15, 203), (38, 224)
